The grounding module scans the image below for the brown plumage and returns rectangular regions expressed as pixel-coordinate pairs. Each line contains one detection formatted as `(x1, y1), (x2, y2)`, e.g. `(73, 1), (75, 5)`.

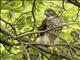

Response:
(36, 9), (63, 44)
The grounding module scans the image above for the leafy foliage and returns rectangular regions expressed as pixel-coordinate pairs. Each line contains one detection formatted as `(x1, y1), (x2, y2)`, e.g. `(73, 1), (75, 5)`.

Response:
(0, 0), (80, 60)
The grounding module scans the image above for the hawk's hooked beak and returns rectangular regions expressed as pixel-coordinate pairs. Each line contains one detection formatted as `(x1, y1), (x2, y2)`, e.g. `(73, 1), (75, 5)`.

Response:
(44, 12), (50, 17)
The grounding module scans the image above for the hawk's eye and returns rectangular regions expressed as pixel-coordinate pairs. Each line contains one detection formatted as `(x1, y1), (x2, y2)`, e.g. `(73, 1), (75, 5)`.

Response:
(44, 12), (49, 17)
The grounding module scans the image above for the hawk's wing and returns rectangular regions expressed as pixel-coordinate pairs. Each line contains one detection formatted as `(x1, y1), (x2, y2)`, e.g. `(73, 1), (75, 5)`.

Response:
(37, 19), (47, 36)
(36, 19), (50, 44)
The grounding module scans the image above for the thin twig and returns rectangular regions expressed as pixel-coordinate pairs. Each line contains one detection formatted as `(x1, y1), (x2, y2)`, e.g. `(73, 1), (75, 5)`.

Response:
(32, 0), (37, 30)
(0, 18), (16, 34)
(74, 7), (80, 21)
(67, 0), (80, 7)
(13, 11), (31, 25)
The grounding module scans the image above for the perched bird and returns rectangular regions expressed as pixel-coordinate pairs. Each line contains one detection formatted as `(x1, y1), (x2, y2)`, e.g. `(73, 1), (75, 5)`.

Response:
(36, 9), (63, 44)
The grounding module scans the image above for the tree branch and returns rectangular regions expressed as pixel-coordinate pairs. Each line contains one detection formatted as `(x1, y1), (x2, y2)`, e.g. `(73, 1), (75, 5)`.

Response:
(67, 0), (80, 7)
(32, 0), (37, 29)
(0, 26), (16, 38)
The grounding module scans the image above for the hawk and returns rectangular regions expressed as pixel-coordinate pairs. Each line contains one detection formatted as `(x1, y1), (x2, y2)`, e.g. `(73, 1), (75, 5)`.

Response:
(36, 9), (63, 44)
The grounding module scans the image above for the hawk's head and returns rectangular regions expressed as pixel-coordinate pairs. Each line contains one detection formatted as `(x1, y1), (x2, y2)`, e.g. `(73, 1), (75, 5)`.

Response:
(44, 9), (57, 17)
